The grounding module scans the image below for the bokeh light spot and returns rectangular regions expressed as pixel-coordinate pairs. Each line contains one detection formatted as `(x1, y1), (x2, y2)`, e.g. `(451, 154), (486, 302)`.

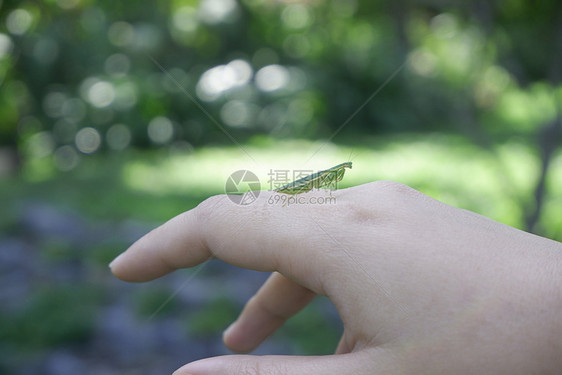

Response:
(281, 4), (311, 29)
(255, 65), (290, 92)
(430, 13), (458, 39)
(408, 49), (437, 77)
(75, 127), (102, 154)
(104, 53), (131, 76)
(88, 81), (115, 108)
(173, 6), (198, 33)
(54, 145), (80, 171)
(148, 116), (174, 144)
(26, 131), (55, 158)
(108, 21), (134, 47)
(0, 33), (13, 58)
(220, 100), (258, 128)
(198, 0), (238, 24)
(474, 65), (511, 107)
(6, 9), (33, 35)
(197, 59), (253, 100)
(106, 124), (132, 151)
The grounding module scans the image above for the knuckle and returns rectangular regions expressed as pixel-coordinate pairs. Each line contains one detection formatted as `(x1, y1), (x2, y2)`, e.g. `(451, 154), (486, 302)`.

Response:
(346, 181), (430, 220)
(194, 194), (230, 224)
(371, 180), (411, 194)
(368, 180), (427, 200)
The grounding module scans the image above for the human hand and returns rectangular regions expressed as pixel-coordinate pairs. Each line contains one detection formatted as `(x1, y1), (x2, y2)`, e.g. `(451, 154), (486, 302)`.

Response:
(110, 181), (562, 374)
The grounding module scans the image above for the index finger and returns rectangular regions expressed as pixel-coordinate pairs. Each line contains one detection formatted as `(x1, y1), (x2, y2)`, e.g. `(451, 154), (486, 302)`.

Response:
(109, 192), (339, 293)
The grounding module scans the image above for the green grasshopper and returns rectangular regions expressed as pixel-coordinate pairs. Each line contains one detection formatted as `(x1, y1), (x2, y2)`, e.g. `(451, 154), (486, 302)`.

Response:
(275, 162), (352, 194)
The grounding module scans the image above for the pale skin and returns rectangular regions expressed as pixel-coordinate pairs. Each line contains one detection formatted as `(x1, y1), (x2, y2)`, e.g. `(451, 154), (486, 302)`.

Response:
(110, 181), (562, 374)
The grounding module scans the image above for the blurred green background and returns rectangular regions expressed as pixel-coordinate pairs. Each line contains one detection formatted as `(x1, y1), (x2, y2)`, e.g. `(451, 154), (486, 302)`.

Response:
(1, 0), (561, 374)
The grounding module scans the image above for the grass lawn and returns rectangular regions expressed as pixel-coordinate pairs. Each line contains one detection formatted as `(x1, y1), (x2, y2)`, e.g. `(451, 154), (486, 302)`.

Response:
(7, 133), (560, 235)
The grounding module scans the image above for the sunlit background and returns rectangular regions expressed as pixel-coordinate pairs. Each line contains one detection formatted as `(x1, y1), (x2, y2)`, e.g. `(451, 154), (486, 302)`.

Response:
(1, 0), (561, 374)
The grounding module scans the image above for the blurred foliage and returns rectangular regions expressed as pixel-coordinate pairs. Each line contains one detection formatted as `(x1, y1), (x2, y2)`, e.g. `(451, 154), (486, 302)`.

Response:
(0, 284), (100, 349)
(1, 0), (560, 235)
(133, 286), (181, 318)
(186, 296), (240, 337)
(1, 0), (561, 156)
(276, 297), (341, 355)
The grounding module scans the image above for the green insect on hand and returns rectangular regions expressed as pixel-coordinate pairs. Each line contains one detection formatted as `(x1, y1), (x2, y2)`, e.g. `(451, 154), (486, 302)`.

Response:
(275, 162), (352, 195)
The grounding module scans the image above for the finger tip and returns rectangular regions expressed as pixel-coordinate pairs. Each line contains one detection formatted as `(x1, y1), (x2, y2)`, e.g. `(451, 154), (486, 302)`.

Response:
(222, 323), (258, 354)
(109, 252), (126, 276)
(108, 248), (146, 282)
(222, 323), (243, 351)
(108, 236), (165, 281)
(109, 251), (123, 268)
